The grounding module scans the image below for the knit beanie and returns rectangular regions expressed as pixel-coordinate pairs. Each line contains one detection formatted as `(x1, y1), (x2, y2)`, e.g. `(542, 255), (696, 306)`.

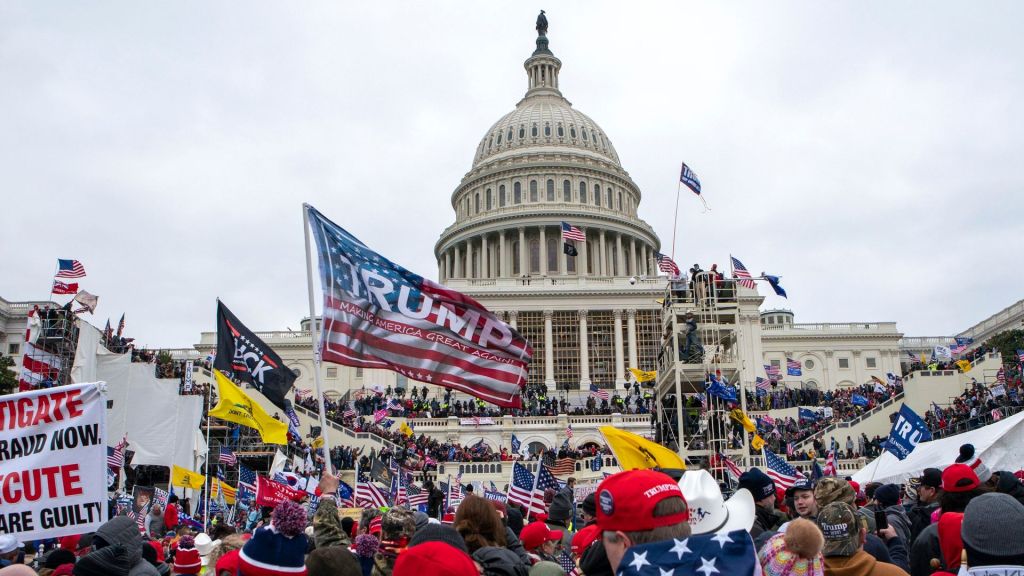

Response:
(739, 468), (777, 502)
(238, 500), (309, 576)
(73, 544), (132, 576)
(43, 548), (77, 569)
(548, 490), (573, 522)
(758, 519), (825, 576)
(393, 541), (477, 576)
(408, 522), (469, 553)
(955, 444), (992, 483)
(873, 484), (900, 508)
(173, 547), (201, 574)
(581, 493), (597, 517)
(379, 507), (416, 542)
(961, 492), (1024, 559)
(304, 546), (360, 576)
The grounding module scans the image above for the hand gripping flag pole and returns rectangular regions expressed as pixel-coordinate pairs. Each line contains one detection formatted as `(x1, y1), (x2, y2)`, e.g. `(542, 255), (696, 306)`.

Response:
(303, 203), (335, 472)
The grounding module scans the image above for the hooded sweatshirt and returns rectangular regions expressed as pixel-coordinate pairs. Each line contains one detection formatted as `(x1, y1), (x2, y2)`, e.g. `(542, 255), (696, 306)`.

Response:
(883, 504), (913, 548)
(824, 550), (910, 576)
(95, 515), (161, 576)
(473, 546), (531, 576)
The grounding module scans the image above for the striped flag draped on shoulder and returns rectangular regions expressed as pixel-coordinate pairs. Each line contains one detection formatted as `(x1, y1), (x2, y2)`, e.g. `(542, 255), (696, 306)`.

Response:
(305, 205), (532, 408)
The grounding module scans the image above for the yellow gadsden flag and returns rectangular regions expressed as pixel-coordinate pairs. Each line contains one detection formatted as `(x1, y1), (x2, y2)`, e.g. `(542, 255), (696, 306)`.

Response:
(956, 360), (972, 373)
(399, 422), (415, 437)
(628, 368), (657, 383)
(599, 426), (686, 471)
(210, 369), (288, 445)
(729, 408), (757, 434)
(171, 465), (205, 490)
(750, 434), (766, 451)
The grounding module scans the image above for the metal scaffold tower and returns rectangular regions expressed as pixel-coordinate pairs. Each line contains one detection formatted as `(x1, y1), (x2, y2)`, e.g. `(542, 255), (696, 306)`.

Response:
(21, 306), (80, 389)
(655, 272), (748, 485)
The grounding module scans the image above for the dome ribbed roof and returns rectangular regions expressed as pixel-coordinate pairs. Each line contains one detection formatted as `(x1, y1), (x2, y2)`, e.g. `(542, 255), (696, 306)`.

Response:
(472, 96), (621, 168)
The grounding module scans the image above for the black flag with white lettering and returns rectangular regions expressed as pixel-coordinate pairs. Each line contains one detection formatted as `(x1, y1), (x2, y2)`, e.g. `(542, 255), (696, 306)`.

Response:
(563, 242), (578, 257)
(214, 300), (296, 411)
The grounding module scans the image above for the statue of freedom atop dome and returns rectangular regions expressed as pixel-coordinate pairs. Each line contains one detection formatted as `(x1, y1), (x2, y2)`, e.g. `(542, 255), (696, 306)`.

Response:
(536, 10), (548, 36)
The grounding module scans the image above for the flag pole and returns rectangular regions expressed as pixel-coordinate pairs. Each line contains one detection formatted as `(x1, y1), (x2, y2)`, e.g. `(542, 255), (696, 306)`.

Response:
(302, 204), (335, 472)
(203, 384), (212, 533)
(670, 183), (682, 261)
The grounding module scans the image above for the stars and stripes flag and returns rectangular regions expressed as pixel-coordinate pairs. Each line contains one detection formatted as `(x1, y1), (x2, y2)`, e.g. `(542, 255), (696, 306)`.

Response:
(755, 377), (771, 396)
(589, 383), (610, 401)
(560, 221), (586, 242)
(996, 368), (1006, 384)
(565, 425), (573, 439)
(763, 448), (800, 489)
(294, 388), (312, 400)
(387, 398), (405, 412)
(730, 256), (757, 290)
(447, 472), (464, 508)
(338, 480), (355, 507)
(55, 259), (86, 278)
(305, 205), (532, 408)
(238, 465), (257, 501)
(546, 457), (576, 477)
(616, 529), (756, 576)
(355, 468), (389, 508)
(1017, 349), (1024, 363)
(786, 357), (802, 377)
(654, 252), (681, 277)
(218, 446), (237, 466)
(508, 463), (545, 516)
(710, 452), (743, 482)
(406, 482), (429, 506)
(108, 436), (128, 470)
(343, 403), (357, 419)
(823, 451), (838, 477)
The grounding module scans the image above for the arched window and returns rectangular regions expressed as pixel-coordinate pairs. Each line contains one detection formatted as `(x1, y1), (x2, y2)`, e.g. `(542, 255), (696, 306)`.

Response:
(514, 182), (522, 204)
(594, 184), (602, 207)
(529, 239), (540, 273)
(486, 188), (492, 210)
(570, 126), (577, 139)
(499, 184), (506, 207)
(563, 180), (571, 202)
(582, 128), (589, 141)
(546, 179), (555, 201)
(530, 180), (538, 202)
(507, 128), (513, 142)
(618, 191), (623, 210)
(579, 181), (587, 203)
(606, 189), (612, 207)
(512, 241), (520, 275)
(531, 124), (538, 137)
(474, 193), (480, 213)
(519, 125), (525, 139)
(496, 132), (502, 145)
(544, 124), (551, 137)
(547, 237), (558, 272)
(557, 124), (564, 137)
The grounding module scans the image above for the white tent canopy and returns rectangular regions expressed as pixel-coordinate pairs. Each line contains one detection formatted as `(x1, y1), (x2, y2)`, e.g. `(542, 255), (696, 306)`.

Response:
(852, 410), (1024, 485)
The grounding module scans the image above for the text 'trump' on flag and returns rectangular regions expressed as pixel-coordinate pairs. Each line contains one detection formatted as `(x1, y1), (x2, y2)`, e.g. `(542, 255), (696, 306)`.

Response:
(305, 205), (532, 408)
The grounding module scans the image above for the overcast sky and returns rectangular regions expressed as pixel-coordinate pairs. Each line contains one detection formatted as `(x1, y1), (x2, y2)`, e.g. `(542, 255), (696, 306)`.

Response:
(2, 2), (1022, 349)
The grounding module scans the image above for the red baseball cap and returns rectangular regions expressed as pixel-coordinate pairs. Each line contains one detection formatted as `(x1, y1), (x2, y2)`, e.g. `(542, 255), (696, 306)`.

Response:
(571, 524), (601, 555)
(943, 464), (980, 493)
(520, 521), (563, 551)
(394, 541), (477, 576)
(596, 470), (688, 532)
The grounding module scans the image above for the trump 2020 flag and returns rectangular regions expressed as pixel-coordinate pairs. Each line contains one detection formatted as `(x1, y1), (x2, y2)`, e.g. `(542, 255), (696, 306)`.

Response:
(305, 205), (532, 408)
(883, 404), (932, 460)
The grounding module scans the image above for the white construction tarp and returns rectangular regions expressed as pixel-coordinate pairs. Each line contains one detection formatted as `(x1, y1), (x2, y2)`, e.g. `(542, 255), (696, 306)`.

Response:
(99, 354), (204, 471)
(852, 410), (1024, 485)
(70, 320), (113, 383)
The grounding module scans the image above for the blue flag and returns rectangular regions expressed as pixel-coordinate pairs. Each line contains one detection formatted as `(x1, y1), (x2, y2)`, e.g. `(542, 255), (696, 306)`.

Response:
(764, 274), (787, 298)
(591, 455), (603, 472)
(617, 529), (755, 576)
(811, 459), (824, 481)
(706, 376), (737, 403)
(884, 404), (932, 460)
(851, 394), (869, 407)
(798, 407), (819, 422)
(510, 434), (521, 454)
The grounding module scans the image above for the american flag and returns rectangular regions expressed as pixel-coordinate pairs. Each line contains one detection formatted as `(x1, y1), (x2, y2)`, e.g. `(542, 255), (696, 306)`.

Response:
(338, 480), (355, 507)
(760, 414), (776, 427)
(763, 448), (800, 489)
(565, 425), (573, 439)
(560, 221), (586, 242)
(823, 450), (837, 477)
(356, 469), (389, 508)
(294, 388), (312, 400)
(387, 398), (405, 412)
(218, 447), (237, 466)
(1017, 349), (1024, 363)
(507, 463), (545, 516)
(710, 452), (743, 482)
(306, 205), (532, 408)
(55, 258), (86, 278)
(546, 457), (576, 477)
(996, 368), (1006, 384)
(407, 482), (429, 506)
(654, 252), (681, 277)
(755, 377), (771, 396)
(343, 403), (357, 419)
(730, 256), (756, 290)
(616, 529), (755, 576)
(108, 436), (128, 470)
(238, 465), (257, 501)
(786, 358), (802, 376)
(786, 442), (794, 458)
(589, 383), (610, 401)
(447, 472), (464, 507)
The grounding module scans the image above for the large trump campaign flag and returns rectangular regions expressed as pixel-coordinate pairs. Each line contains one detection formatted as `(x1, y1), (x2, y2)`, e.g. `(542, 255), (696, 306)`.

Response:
(305, 205), (532, 408)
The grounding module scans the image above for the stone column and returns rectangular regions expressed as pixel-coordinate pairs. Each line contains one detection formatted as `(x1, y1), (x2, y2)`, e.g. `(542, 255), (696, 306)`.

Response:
(481, 234), (489, 278)
(580, 228), (589, 276)
(518, 227), (527, 276)
(579, 311), (591, 387)
(630, 238), (637, 277)
(499, 230), (507, 278)
(613, 309), (626, 386)
(615, 233), (624, 277)
(852, 350), (863, 389)
(465, 239), (473, 279)
(539, 226), (548, 276)
(643, 245), (651, 276)
(544, 309), (556, 387)
(509, 310), (518, 330)
(558, 232), (567, 276)
(627, 309), (638, 371)
(599, 231), (607, 276)
(454, 244), (462, 278)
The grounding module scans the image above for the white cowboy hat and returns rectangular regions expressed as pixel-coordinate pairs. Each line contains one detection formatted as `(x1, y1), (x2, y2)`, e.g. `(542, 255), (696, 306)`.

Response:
(194, 532), (220, 563)
(678, 469), (756, 534)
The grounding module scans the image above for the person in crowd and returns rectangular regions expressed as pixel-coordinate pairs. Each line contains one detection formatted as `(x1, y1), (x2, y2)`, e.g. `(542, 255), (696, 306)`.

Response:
(0, 537), (21, 569)
(957, 492), (1024, 576)
(88, 515), (160, 576)
(72, 544), (134, 576)
(906, 469), (942, 545)
(870, 485), (912, 547)
(741, 468), (787, 537)
(454, 495), (528, 575)
(789, 479), (819, 520)
(758, 518), (825, 576)
(371, 507), (415, 576)
(164, 496), (180, 532)
(814, 478), (908, 572)
(393, 541), (477, 576)
(170, 535), (200, 575)
(237, 500), (308, 576)
(596, 469), (691, 573)
(992, 469), (1024, 506)
(817, 502), (909, 576)
(519, 522), (562, 565)
(146, 505), (164, 540)
(305, 546), (360, 576)
(910, 464), (989, 576)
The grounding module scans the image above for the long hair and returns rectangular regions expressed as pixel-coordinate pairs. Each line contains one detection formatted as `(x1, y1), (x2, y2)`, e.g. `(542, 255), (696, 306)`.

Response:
(455, 495), (507, 553)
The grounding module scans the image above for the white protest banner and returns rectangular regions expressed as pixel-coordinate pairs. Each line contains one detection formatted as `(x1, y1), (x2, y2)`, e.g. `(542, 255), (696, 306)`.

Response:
(0, 382), (107, 540)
